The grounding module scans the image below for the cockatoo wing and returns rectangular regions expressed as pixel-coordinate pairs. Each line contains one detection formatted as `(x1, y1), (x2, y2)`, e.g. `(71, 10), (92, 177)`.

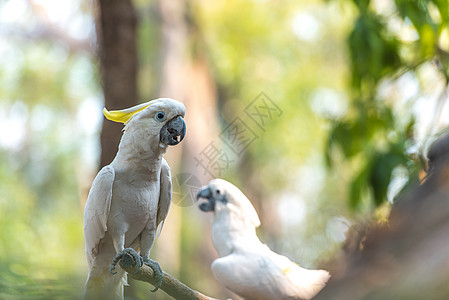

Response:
(156, 158), (172, 236)
(265, 247), (330, 299)
(84, 165), (114, 268)
(212, 246), (329, 300)
(212, 251), (282, 300)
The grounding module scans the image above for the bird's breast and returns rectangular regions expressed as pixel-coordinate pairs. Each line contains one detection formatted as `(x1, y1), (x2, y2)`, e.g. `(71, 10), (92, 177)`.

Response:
(111, 182), (160, 224)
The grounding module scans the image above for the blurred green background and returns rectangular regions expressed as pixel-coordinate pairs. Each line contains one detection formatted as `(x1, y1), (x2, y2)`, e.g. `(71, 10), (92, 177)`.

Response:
(0, 0), (448, 299)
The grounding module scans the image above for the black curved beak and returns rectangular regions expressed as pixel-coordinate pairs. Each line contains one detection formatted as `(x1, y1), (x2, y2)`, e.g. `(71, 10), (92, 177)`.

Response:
(160, 116), (186, 146)
(196, 187), (215, 212)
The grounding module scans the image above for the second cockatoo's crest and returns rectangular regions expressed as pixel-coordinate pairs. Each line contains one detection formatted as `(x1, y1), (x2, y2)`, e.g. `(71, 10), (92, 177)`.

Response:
(103, 100), (155, 125)
(219, 179), (261, 228)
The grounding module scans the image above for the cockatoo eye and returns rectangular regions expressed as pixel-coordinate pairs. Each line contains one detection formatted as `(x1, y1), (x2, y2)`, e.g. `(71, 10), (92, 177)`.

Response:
(213, 188), (227, 204)
(155, 111), (167, 122)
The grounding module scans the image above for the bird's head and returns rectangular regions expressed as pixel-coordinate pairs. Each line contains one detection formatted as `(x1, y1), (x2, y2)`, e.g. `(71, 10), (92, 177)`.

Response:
(103, 98), (186, 152)
(196, 179), (261, 228)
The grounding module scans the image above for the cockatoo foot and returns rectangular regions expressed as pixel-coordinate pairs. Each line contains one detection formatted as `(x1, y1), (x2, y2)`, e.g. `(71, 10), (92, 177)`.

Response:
(109, 248), (143, 275)
(142, 257), (163, 292)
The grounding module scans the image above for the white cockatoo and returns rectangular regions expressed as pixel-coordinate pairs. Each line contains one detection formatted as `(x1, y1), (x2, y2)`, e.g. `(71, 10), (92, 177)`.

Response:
(197, 179), (330, 300)
(83, 98), (186, 300)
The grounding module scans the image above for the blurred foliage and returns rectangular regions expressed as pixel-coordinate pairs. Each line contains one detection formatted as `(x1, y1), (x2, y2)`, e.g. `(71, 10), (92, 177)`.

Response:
(193, 0), (355, 271)
(0, 0), (448, 299)
(0, 0), (97, 298)
(326, 0), (449, 209)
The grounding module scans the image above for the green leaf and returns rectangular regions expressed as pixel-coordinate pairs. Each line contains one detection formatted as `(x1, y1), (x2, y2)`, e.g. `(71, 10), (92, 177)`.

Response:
(348, 13), (401, 88)
(432, 0), (449, 23)
(328, 121), (366, 159)
(420, 23), (437, 57)
(349, 162), (370, 209)
(369, 151), (407, 206)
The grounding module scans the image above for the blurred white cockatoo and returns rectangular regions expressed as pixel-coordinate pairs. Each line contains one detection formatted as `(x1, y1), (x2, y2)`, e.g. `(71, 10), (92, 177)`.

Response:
(83, 98), (186, 300)
(197, 179), (330, 300)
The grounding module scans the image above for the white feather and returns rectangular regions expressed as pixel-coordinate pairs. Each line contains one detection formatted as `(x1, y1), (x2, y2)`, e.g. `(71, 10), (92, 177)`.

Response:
(83, 98), (185, 300)
(204, 179), (330, 300)
(84, 165), (114, 268)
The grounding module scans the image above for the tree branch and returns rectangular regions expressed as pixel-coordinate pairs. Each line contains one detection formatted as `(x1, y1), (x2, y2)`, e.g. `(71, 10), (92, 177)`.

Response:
(118, 250), (217, 300)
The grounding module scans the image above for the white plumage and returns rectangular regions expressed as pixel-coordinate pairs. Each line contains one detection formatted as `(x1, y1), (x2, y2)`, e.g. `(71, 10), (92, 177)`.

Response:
(197, 179), (330, 300)
(83, 98), (186, 300)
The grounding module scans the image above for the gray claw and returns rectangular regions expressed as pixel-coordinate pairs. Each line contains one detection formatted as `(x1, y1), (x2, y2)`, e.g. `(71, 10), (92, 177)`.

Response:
(109, 248), (142, 275)
(142, 257), (163, 292)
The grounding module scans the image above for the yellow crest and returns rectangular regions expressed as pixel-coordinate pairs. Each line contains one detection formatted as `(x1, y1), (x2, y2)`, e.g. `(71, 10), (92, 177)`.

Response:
(103, 101), (154, 124)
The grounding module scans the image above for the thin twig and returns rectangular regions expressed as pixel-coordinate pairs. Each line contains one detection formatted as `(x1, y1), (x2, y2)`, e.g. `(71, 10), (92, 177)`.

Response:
(118, 250), (218, 300)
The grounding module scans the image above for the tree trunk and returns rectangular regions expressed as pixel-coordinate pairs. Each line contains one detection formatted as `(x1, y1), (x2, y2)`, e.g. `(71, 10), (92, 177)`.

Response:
(153, 0), (221, 293)
(314, 137), (449, 300)
(96, 0), (138, 169)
